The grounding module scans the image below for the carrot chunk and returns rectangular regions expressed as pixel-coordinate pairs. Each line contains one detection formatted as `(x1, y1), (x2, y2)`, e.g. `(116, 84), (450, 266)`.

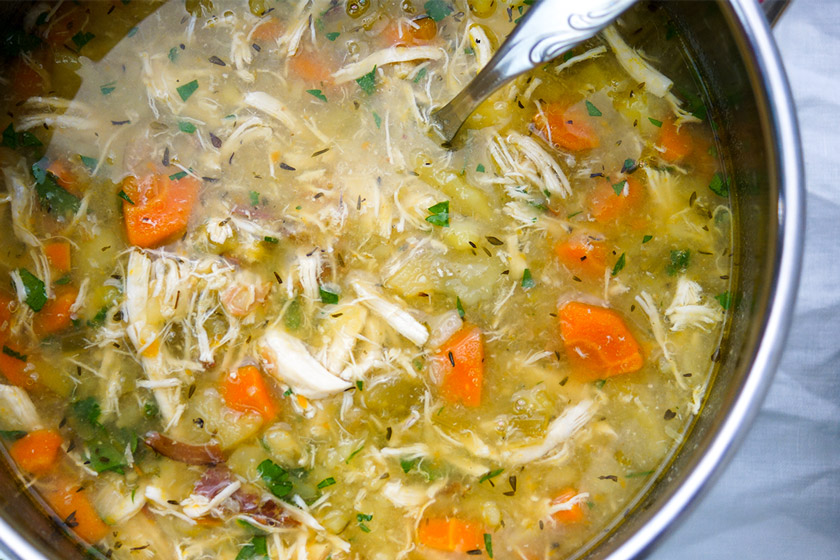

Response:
(122, 173), (200, 248)
(0, 292), (17, 335)
(417, 517), (484, 552)
(44, 481), (109, 543)
(551, 488), (586, 524)
(382, 17), (437, 46)
(9, 59), (45, 101)
(44, 241), (72, 274)
(0, 344), (38, 388)
(251, 19), (284, 43)
(222, 365), (278, 421)
(657, 117), (694, 163)
(46, 160), (80, 195)
(589, 175), (643, 223)
(533, 103), (599, 152)
(9, 429), (63, 474)
(558, 301), (643, 377)
(555, 234), (607, 281)
(33, 285), (78, 336)
(288, 50), (333, 84)
(437, 324), (484, 407)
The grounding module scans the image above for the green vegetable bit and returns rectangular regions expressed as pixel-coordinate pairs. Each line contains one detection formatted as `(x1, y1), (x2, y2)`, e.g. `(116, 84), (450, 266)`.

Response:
(317, 477), (336, 489)
(484, 533), (494, 558)
(306, 89), (327, 102)
(356, 66), (377, 95)
(612, 180), (627, 196)
(708, 172), (729, 197)
(18, 268), (47, 312)
(373, 111), (382, 129)
(249, 190), (260, 206)
(32, 162), (81, 215)
(521, 268), (535, 289)
(666, 249), (691, 276)
(715, 291), (732, 310)
(642, 234), (653, 244)
(118, 188), (136, 205)
(257, 459), (293, 498)
(235, 536), (268, 560)
(325, 32), (340, 41)
(356, 513), (373, 533)
(648, 117), (663, 127)
(479, 468), (504, 483)
(71, 31), (95, 50)
(425, 201), (450, 227)
(585, 100), (602, 117)
(176, 79), (199, 102)
(319, 285), (340, 305)
(456, 296), (465, 319)
(424, 0), (453, 21)
(178, 121), (196, 134)
(611, 253), (626, 276)
(2, 123), (41, 149)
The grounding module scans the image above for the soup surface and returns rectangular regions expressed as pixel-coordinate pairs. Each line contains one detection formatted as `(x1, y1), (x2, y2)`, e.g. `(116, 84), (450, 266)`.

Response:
(0, 1), (733, 559)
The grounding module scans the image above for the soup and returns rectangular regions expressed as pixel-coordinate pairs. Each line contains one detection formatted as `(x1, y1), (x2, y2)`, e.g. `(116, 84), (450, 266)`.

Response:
(0, 1), (732, 559)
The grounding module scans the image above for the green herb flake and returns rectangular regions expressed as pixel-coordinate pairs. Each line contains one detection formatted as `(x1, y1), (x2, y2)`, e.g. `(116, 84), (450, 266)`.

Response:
(2, 123), (41, 149)
(456, 296), (465, 319)
(521, 268), (535, 289)
(479, 468), (504, 483)
(715, 291), (732, 310)
(319, 285), (340, 305)
(400, 457), (418, 473)
(263, 236), (279, 244)
(257, 459), (293, 498)
(169, 170), (188, 181)
(72, 397), (102, 427)
(178, 121), (196, 134)
(0, 430), (27, 441)
(648, 117), (663, 127)
(413, 67), (427, 83)
(356, 66), (377, 95)
(424, 0), (453, 21)
(235, 535), (268, 560)
(484, 533), (494, 558)
(667, 249), (691, 276)
(32, 163), (81, 215)
(625, 470), (654, 478)
(355, 380), (364, 391)
(54, 274), (71, 286)
(642, 234), (653, 244)
(168, 47), (179, 62)
(18, 268), (47, 312)
(425, 200), (450, 227)
(476, 163), (485, 173)
(249, 190), (260, 206)
(176, 79), (199, 102)
(285, 298), (302, 330)
(317, 477), (337, 489)
(325, 31), (340, 41)
(346, 445), (364, 463)
(567, 210), (582, 218)
(143, 401), (159, 419)
(100, 82), (116, 95)
(307, 89), (328, 102)
(86, 306), (109, 328)
(2, 346), (27, 362)
(71, 31), (95, 50)
(612, 180), (627, 196)
(595, 379), (606, 389)
(708, 172), (729, 197)
(79, 155), (97, 170)
(585, 100), (602, 117)
(356, 513), (373, 533)
(611, 253), (626, 276)
(373, 111), (382, 129)
(464, 46), (474, 55)
(127, 26), (138, 38)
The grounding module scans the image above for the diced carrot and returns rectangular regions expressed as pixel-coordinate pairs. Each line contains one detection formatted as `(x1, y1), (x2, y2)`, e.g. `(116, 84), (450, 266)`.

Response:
(9, 59), (45, 101)
(44, 480), (109, 543)
(382, 16), (437, 46)
(222, 365), (278, 421)
(657, 118), (694, 163)
(558, 301), (643, 377)
(0, 292), (17, 335)
(251, 18), (284, 43)
(44, 241), (72, 274)
(288, 50), (333, 84)
(417, 517), (484, 552)
(533, 103), (599, 152)
(551, 488), (586, 524)
(9, 429), (63, 474)
(46, 160), (80, 194)
(554, 234), (607, 281)
(122, 173), (200, 248)
(437, 324), (484, 407)
(42, 6), (84, 47)
(0, 344), (38, 388)
(589, 175), (643, 223)
(33, 285), (78, 337)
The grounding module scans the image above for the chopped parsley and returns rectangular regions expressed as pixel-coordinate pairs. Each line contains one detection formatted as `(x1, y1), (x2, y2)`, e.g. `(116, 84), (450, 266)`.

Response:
(317, 477), (337, 489)
(0, 431), (27, 441)
(17, 268), (47, 312)
(708, 172), (729, 197)
(235, 535), (268, 560)
(169, 170), (188, 181)
(2, 123), (41, 149)
(413, 67), (427, 83)
(612, 180), (627, 196)
(715, 291), (732, 310)
(168, 46), (179, 62)
(585, 100), (602, 117)
(642, 234), (653, 244)
(178, 121), (196, 134)
(249, 190), (260, 206)
(263, 236), (279, 244)
(325, 32), (340, 41)
(32, 162), (81, 215)
(625, 470), (655, 478)
(484, 533), (494, 558)
(79, 155), (97, 170)
(667, 249), (691, 276)
(373, 111), (381, 129)
(2, 346), (27, 362)
(355, 380), (364, 391)
(284, 298), (302, 330)
(456, 296), (465, 319)
(176, 79), (198, 102)
(356, 513), (373, 533)
(611, 253), (626, 276)
(306, 89), (327, 102)
(71, 31), (95, 50)
(257, 459), (293, 498)
(521, 268), (535, 289)
(478, 468), (504, 483)
(621, 158), (637, 174)
(424, 0), (453, 21)
(476, 163), (485, 173)
(319, 285), (340, 305)
(345, 445), (364, 463)
(425, 201), (450, 227)
(100, 82), (116, 95)
(118, 190), (136, 205)
(648, 117), (663, 127)
(356, 66), (377, 95)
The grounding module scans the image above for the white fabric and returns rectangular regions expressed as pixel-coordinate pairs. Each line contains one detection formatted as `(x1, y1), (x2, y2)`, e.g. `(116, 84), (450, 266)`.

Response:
(651, 1), (840, 558)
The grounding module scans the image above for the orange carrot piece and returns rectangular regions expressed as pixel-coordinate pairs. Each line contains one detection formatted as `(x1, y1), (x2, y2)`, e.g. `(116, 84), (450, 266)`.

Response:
(45, 159), (83, 196)
(122, 173), (200, 248)
(44, 241), (72, 274)
(559, 302), (642, 377)
(9, 59), (45, 101)
(658, 118), (694, 163)
(9, 429), (63, 474)
(44, 481), (109, 543)
(589, 175), (643, 223)
(288, 50), (333, 84)
(554, 234), (607, 281)
(533, 103), (599, 152)
(383, 17), (437, 46)
(437, 324), (485, 407)
(0, 292), (16, 335)
(252, 19), (284, 43)
(417, 517), (484, 552)
(222, 365), (278, 421)
(33, 285), (78, 337)
(0, 344), (37, 388)
(551, 488), (586, 524)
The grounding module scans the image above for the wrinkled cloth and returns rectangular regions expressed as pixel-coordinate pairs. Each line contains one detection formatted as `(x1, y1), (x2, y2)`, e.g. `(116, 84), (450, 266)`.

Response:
(651, 1), (840, 559)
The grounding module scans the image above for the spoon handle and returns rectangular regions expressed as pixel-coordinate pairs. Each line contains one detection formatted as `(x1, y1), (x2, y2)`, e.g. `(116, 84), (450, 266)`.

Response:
(432, 0), (637, 144)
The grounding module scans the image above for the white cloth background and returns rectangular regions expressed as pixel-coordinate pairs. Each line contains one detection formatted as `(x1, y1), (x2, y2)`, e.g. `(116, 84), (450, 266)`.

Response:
(650, 1), (840, 558)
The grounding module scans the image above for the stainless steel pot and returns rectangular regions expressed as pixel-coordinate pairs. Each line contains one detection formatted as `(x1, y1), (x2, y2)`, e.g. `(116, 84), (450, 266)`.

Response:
(0, 1), (804, 558)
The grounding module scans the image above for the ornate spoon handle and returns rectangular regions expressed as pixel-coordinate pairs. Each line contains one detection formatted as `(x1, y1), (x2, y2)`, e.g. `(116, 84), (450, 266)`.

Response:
(431, 0), (637, 144)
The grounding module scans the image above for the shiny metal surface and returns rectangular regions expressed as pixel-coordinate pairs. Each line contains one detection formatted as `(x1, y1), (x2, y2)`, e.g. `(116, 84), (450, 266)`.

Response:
(0, 1), (803, 559)
(430, 0), (636, 144)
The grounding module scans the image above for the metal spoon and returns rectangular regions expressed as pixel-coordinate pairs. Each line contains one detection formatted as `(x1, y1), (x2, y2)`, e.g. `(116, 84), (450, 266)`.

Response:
(431, 0), (637, 144)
